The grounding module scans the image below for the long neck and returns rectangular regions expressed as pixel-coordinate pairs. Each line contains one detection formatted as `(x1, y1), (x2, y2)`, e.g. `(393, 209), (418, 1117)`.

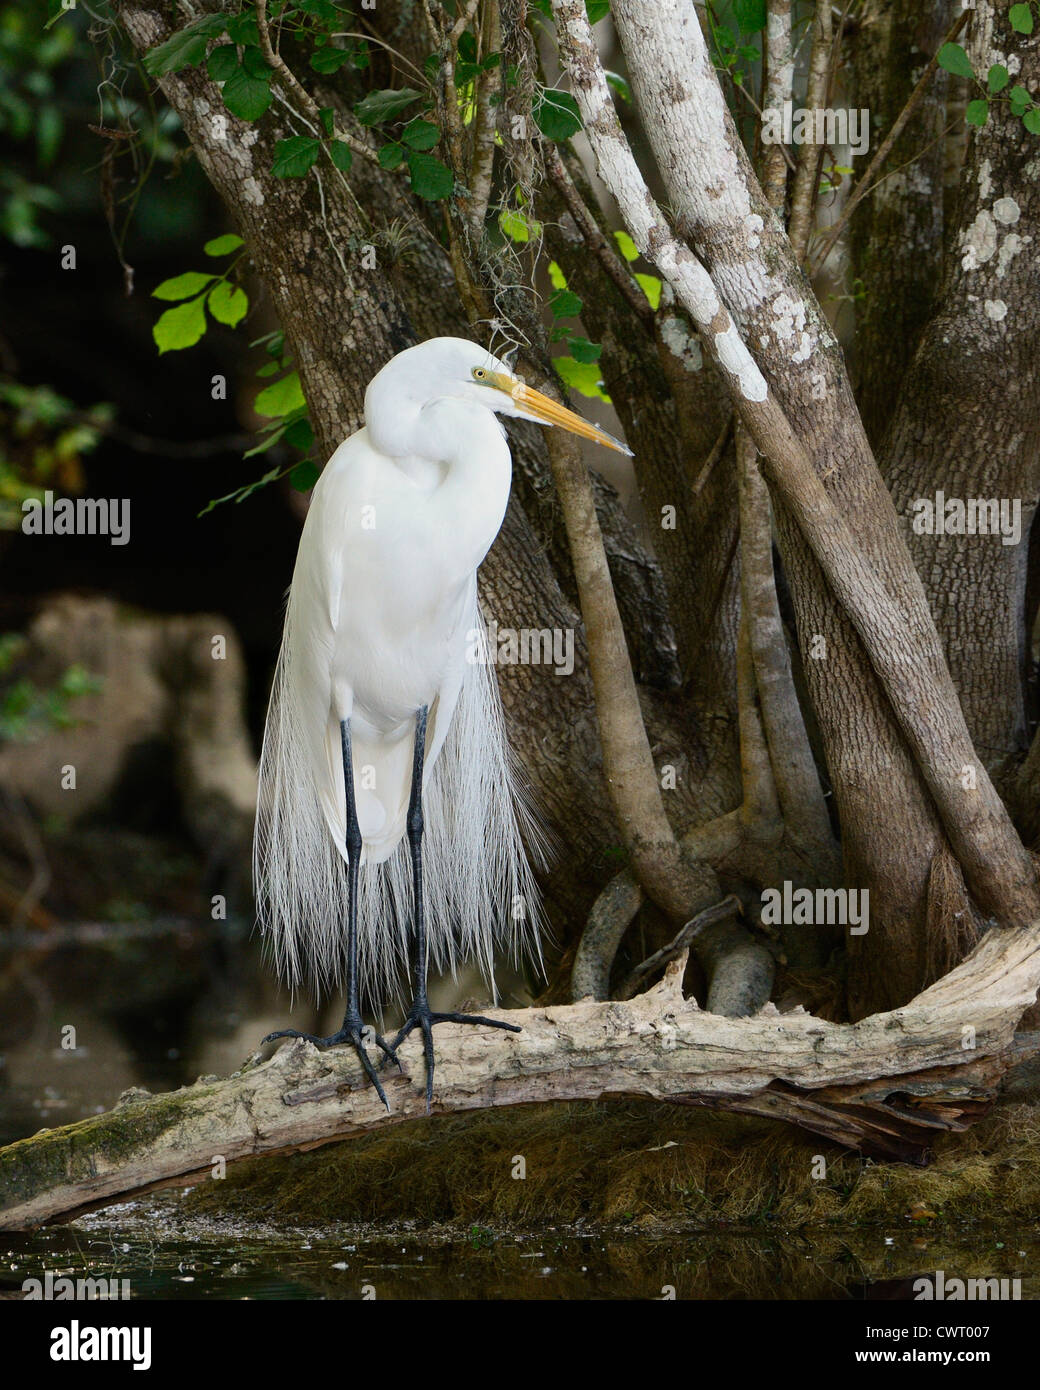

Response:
(424, 401), (513, 575)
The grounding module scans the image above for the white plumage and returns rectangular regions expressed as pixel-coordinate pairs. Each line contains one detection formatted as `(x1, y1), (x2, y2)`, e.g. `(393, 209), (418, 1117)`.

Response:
(254, 337), (630, 1091)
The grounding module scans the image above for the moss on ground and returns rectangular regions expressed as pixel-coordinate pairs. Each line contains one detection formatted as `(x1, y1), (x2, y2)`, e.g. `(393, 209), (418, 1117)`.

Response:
(182, 1098), (1040, 1230)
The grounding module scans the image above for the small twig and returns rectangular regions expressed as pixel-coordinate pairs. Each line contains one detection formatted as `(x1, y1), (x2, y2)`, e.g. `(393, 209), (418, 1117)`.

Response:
(760, 0), (794, 208)
(545, 146), (653, 320)
(448, 0), (481, 47)
(468, 0), (501, 237)
(733, 77), (796, 175)
(617, 895), (743, 1000)
(255, 0), (378, 168)
(691, 413), (734, 496)
(787, 0), (832, 263)
(809, 7), (971, 276)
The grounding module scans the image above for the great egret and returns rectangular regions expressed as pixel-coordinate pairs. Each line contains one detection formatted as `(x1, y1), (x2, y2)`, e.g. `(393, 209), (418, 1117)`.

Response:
(256, 336), (631, 1107)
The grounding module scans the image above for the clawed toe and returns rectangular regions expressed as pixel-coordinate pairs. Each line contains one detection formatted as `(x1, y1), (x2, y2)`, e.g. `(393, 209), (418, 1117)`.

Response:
(388, 1003), (522, 1110)
(261, 1025), (392, 1111)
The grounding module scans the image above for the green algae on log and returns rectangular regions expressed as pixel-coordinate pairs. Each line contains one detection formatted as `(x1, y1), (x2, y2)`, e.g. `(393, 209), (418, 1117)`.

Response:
(3, 931), (1040, 1230)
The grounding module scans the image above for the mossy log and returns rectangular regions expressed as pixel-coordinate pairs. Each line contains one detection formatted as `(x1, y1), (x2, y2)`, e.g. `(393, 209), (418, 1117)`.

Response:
(4, 925), (1040, 1231)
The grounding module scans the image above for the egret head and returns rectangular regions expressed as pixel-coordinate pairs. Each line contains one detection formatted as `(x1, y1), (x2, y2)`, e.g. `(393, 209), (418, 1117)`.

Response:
(365, 337), (633, 458)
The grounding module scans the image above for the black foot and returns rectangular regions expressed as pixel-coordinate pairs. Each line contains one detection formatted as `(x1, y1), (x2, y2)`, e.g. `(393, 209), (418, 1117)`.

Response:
(263, 1020), (399, 1111)
(388, 1003), (522, 1110)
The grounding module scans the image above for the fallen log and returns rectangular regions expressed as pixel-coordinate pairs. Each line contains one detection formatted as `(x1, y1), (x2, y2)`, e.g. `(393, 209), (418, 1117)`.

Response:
(4, 922), (1040, 1230)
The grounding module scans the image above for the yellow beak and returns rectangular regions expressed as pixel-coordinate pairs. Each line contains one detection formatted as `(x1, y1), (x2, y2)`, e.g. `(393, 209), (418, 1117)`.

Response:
(489, 371), (633, 456)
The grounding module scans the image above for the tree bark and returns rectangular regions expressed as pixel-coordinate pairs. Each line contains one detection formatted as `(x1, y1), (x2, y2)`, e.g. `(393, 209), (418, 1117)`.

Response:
(588, 0), (1040, 1014)
(849, 0), (950, 448)
(881, 7), (1040, 779)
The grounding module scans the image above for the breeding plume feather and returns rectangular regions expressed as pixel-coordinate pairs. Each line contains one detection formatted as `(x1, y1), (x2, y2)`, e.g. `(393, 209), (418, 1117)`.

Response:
(254, 336), (632, 1106)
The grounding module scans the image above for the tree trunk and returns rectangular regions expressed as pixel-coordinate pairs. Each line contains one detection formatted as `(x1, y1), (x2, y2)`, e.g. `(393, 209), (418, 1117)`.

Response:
(881, 8), (1040, 781)
(600, 0), (1040, 1015)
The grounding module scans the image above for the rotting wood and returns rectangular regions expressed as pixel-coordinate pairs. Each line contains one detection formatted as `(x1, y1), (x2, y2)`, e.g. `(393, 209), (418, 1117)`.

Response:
(4, 923), (1040, 1230)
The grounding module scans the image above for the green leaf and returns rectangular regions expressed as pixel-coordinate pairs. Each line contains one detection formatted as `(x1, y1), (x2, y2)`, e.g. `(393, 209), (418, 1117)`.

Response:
(1009, 85), (1032, 115)
(226, 13), (260, 45)
(242, 428), (286, 459)
(142, 14), (226, 76)
(221, 64), (273, 122)
(988, 64), (1010, 94)
(204, 233), (245, 257)
(613, 229), (638, 262)
(153, 296), (208, 354)
(297, 0), (339, 19)
(198, 466), (281, 514)
(152, 271), (215, 301)
(355, 86), (424, 126)
(271, 135), (321, 177)
(635, 273), (662, 309)
(549, 287), (583, 319)
(290, 459), (320, 491)
(310, 45), (354, 73)
(329, 140), (353, 172)
(734, 0), (767, 32)
(568, 337), (602, 364)
(548, 261), (568, 289)
(255, 371), (306, 418)
(586, 0), (610, 21)
(1010, 4), (1035, 34)
(966, 98), (990, 127)
(458, 30), (478, 63)
(206, 44), (239, 82)
(284, 419), (315, 451)
(319, 107), (335, 137)
(534, 89), (582, 140)
(378, 141), (406, 169)
(207, 281), (249, 327)
(554, 356), (609, 401)
(937, 42), (974, 80)
(401, 118), (440, 150)
(499, 208), (539, 242)
(1024, 108), (1040, 134)
(605, 71), (630, 102)
(256, 361), (280, 378)
(407, 151), (454, 200)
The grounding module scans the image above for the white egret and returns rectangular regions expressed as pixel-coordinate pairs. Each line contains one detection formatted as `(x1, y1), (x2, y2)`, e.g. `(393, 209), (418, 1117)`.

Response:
(256, 336), (631, 1107)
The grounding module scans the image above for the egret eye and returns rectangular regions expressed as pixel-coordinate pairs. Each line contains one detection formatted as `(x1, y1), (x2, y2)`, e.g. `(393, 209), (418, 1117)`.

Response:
(473, 367), (488, 381)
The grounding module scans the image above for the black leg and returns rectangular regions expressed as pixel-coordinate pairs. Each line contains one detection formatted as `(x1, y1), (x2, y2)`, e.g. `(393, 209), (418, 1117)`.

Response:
(263, 717), (398, 1110)
(388, 705), (521, 1110)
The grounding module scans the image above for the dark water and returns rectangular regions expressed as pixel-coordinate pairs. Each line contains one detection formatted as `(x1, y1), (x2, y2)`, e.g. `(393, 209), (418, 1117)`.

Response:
(2, 921), (1038, 1300)
(6, 1205), (1036, 1301)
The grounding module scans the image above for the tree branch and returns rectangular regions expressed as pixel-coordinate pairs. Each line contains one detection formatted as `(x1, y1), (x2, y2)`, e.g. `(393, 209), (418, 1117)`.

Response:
(810, 7), (971, 277)
(544, 145), (653, 321)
